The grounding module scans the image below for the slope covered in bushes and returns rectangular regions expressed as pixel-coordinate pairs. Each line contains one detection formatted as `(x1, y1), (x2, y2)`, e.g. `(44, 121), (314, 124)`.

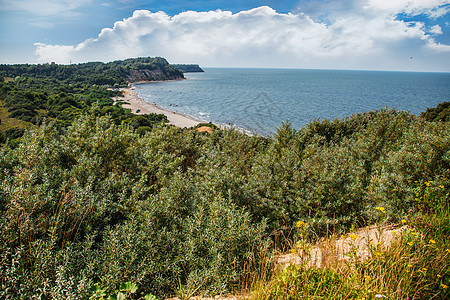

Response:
(0, 105), (448, 298)
(0, 57), (180, 142)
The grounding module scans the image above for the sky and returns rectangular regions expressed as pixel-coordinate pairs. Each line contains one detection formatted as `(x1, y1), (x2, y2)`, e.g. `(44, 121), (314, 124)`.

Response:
(1, 0), (449, 71)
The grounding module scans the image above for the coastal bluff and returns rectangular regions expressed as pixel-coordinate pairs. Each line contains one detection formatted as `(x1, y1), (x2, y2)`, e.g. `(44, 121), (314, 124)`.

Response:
(125, 67), (184, 82)
(123, 57), (186, 83)
(0, 56), (191, 86)
(172, 64), (204, 73)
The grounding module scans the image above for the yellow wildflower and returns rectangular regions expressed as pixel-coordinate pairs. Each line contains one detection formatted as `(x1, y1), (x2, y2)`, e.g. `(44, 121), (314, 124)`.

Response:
(425, 181), (431, 187)
(429, 239), (436, 244)
(393, 188), (398, 191)
(365, 275), (371, 281)
(341, 235), (345, 239)
(407, 242), (413, 246)
(411, 232), (416, 236)
(446, 249), (450, 254)
(350, 234), (359, 241)
(442, 284), (448, 289)
(375, 252), (382, 257)
(437, 274), (443, 278)
(407, 264), (413, 268)
(375, 206), (386, 213)
(422, 268), (427, 272)
(392, 230), (397, 234)
(439, 185), (445, 189)
(296, 220), (306, 228)
(401, 219), (407, 225)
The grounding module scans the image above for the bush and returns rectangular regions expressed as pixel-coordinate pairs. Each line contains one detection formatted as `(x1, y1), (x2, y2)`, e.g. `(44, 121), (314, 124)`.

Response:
(1, 106), (448, 298)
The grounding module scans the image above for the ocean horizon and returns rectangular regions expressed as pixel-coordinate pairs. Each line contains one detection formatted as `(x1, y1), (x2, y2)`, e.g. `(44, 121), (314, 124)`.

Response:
(136, 68), (450, 136)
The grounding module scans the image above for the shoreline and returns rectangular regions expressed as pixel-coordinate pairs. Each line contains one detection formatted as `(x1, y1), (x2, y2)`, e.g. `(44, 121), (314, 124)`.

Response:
(114, 85), (203, 128)
(129, 77), (187, 84)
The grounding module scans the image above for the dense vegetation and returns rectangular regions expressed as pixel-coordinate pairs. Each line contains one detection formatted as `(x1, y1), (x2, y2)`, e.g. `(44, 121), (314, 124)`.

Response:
(0, 57), (186, 142)
(172, 64), (205, 73)
(421, 101), (450, 122)
(0, 59), (448, 299)
(1, 106), (448, 299)
(0, 57), (184, 87)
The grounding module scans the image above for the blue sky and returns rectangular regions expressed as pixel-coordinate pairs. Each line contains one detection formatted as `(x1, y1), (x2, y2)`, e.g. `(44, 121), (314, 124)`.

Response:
(1, 0), (449, 71)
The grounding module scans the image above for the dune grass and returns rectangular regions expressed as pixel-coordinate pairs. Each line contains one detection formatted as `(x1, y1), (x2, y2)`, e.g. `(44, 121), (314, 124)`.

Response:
(251, 182), (449, 299)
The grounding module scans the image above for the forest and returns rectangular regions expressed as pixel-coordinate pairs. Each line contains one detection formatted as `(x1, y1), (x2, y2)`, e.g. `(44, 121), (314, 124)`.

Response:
(0, 58), (449, 299)
(0, 57), (184, 143)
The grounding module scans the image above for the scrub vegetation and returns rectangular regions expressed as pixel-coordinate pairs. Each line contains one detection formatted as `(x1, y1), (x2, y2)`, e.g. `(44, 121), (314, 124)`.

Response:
(0, 59), (448, 299)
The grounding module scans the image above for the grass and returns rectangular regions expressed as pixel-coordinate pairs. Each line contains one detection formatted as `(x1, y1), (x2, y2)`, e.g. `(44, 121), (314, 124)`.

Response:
(0, 100), (33, 131)
(251, 184), (450, 300)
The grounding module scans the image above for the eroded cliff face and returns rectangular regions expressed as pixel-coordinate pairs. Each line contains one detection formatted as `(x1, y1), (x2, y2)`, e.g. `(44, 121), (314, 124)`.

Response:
(125, 68), (184, 83)
(171, 64), (204, 73)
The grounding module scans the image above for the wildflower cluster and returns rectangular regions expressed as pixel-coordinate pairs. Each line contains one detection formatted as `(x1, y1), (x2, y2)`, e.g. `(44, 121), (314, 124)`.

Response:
(375, 206), (386, 214)
(296, 220), (307, 229)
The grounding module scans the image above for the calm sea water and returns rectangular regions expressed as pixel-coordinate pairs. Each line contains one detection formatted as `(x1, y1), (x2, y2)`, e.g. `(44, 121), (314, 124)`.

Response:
(137, 68), (450, 136)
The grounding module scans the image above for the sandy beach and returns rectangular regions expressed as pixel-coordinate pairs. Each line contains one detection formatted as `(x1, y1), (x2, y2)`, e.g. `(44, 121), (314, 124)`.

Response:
(114, 86), (203, 128)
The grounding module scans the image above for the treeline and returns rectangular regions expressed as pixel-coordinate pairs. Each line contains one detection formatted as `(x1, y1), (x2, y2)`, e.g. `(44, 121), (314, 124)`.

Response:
(0, 105), (448, 298)
(172, 64), (205, 73)
(0, 57), (188, 143)
(0, 77), (166, 143)
(0, 57), (184, 87)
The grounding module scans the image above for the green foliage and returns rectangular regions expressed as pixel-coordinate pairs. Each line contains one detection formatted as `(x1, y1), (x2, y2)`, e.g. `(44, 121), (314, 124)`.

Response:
(253, 264), (361, 299)
(0, 100), (449, 298)
(195, 122), (218, 130)
(244, 108), (449, 238)
(89, 281), (160, 300)
(254, 188), (450, 299)
(421, 101), (450, 122)
(172, 64), (205, 73)
(0, 57), (183, 88)
(0, 57), (178, 139)
(0, 116), (267, 298)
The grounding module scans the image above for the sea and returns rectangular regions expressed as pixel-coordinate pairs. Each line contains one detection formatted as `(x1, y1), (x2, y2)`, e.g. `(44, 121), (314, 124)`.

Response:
(136, 68), (450, 136)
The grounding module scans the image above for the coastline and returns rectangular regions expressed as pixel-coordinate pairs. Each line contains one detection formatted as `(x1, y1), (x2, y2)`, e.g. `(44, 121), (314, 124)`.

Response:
(114, 85), (203, 128)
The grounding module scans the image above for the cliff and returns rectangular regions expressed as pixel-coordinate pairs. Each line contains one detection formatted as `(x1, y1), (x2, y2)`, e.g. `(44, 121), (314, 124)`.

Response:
(121, 57), (185, 82)
(125, 67), (184, 83)
(172, 64), (205, 73)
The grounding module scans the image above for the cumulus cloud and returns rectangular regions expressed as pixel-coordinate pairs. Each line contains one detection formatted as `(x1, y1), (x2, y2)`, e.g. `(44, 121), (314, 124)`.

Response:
(430, 24), (443, 34)
(366, 0), (450, 15)
(34, 4), (450, 70)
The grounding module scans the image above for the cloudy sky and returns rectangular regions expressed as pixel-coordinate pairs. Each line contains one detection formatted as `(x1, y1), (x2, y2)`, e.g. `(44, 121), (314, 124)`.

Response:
(1, 0), (449, 71)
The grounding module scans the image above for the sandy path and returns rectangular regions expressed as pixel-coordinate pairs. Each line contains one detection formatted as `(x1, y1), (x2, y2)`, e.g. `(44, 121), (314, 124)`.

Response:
(276, 224), (406, 269)
(114, 86), (203, 128)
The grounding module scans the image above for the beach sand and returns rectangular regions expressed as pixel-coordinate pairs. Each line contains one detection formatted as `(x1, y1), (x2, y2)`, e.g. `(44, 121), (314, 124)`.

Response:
(114, 86), (203, 128)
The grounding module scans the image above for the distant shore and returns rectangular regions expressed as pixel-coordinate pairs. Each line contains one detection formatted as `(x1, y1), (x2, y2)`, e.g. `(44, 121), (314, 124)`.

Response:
(114, 85), (203, 128)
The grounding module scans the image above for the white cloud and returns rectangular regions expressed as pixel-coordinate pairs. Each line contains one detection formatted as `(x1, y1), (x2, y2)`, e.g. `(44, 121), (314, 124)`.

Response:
(430, 24), (443, 34)
(0, 0), (92, 16)
(427, 5), (450, 18)
(366, 0), (450, 15)
(34, 5), (450, 70)
(427, 38), (450, 51)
